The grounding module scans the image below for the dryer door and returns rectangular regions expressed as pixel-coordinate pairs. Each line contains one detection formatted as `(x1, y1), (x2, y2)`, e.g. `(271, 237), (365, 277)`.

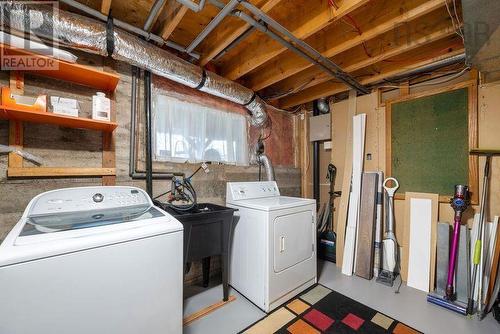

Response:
(273, 209), (314, 273)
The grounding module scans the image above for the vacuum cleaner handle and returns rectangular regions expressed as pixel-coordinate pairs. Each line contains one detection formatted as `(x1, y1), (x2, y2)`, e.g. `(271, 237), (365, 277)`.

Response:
(383, 177), (399, 197)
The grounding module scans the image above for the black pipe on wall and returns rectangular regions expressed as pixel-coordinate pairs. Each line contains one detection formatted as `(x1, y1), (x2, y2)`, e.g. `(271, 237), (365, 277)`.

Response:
(129, 66), (184, 181)
(312, 101), (320, 209)
(144, 70), (154, 197)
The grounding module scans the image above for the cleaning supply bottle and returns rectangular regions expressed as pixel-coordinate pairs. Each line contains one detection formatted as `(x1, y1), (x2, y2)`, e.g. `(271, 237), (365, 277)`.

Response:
(92, 92), (111, 121)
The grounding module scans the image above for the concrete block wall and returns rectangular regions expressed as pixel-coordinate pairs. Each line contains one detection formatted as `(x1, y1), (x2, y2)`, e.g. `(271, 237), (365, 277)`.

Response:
(0, 51), (301, 284)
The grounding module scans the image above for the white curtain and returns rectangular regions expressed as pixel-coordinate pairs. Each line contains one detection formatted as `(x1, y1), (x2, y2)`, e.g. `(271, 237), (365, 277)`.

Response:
(153, 94), (249, 165)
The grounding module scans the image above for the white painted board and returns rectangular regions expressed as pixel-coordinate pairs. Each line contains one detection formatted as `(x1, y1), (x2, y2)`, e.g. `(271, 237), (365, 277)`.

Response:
(482, 216), (499, 302)
(342, 113), (366, 275)
(407, 198), (432, 292)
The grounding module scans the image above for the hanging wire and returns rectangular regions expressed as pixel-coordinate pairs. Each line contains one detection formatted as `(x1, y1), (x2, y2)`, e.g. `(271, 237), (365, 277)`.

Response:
(262, 78), (316, 100)
(444, 0), (465, 43)
(377, 66), (470, 89)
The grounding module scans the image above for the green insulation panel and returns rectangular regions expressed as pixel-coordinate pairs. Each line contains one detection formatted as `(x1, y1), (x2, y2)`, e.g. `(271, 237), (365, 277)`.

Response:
(390, 88), (469, 196)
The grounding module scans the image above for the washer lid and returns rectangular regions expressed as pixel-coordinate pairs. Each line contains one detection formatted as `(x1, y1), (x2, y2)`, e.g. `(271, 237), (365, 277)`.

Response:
(20, 205), (163, 236)
(0, 207), (183, 268)
(228, 196), (315, 211)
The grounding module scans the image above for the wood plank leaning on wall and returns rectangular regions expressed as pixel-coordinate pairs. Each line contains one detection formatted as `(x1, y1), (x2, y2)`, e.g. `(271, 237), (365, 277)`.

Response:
(335, 90), (357, 268)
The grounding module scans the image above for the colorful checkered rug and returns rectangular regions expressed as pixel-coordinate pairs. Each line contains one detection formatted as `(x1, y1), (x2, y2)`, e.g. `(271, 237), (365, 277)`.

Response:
(241, 284), (422, 333)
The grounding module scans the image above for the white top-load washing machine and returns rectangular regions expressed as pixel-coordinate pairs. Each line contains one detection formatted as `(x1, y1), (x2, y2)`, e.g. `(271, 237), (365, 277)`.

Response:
(0, 186), (183, 334)
(226, 181), (317, 312)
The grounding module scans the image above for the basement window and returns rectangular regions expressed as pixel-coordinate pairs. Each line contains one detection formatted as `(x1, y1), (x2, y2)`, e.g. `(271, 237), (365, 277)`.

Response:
(153, 94), (249, 165)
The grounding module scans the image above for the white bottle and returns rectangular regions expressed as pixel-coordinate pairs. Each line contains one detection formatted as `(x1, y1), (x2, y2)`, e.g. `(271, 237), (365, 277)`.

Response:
(92, 92), (111, 121)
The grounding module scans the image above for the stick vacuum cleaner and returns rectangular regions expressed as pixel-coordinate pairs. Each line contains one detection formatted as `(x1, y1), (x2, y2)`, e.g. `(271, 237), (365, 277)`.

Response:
(377, 177), (399, 287)
(427, 185), (470, 315)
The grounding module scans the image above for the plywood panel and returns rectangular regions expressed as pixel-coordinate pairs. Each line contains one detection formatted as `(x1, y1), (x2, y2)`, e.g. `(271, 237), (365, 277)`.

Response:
(335, 91), (356, 268)
(355, 172), (378, 279)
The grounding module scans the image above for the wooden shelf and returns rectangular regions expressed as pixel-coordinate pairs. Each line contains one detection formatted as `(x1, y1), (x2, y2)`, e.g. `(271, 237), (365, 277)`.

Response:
(8, 167), (116, 178)
(0, 44), (120, 92)
(0, 105), (118, 132)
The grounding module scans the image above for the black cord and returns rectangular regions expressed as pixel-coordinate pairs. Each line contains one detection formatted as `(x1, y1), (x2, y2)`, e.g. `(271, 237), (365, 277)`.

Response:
(188, 166), (203, 180)
(395, 274), (403, 294)
(153, 189), (172, 200)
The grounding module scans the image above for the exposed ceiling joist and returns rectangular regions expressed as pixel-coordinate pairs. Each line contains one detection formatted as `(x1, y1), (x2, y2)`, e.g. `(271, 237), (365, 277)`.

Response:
(100, 0), (112, 15)
(219, 0), (371, 80)
(244, 0), (446, 91)
(198, 0), (283, 66)
(278, 42), (465, 108)
(158, 1), (189, 40)
(262, 11), (456, 99)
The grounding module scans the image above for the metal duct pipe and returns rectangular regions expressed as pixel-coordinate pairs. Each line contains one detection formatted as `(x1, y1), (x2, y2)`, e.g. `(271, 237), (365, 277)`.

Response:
(258, 154), (275, 181)
(186, 0), (240, 53)
(1, 2), (267, 127)
(59, 0), (200, 58)
(176, 0), (207, 12)
(143, 0), (167, 32)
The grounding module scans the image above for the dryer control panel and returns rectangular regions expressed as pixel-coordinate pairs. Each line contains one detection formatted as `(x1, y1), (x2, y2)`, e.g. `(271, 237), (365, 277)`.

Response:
(28, 187), (151, 216)
(226, 181), (280, 201)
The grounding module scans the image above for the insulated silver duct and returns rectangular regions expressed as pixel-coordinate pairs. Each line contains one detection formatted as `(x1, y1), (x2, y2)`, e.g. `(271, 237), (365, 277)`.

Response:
(258, 154), (275, 181)
(1, 2), (267, 127)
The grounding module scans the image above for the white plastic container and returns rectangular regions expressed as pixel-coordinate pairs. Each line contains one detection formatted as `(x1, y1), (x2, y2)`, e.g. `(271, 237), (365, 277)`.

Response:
(50, 96), (80, 117)
(92, 92), (111, 121)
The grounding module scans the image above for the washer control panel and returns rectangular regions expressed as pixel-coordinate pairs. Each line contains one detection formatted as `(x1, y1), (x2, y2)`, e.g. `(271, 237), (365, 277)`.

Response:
(226, 181), (280, 201)
(29, 186), (151, 215)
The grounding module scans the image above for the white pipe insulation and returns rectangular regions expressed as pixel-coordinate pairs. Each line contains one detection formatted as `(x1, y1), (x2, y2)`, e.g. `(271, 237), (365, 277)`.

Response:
(0, 1), (268, 127)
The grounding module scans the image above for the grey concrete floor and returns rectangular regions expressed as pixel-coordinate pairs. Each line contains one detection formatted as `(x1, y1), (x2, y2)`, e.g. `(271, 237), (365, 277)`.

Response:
(183, 261), (500, 334)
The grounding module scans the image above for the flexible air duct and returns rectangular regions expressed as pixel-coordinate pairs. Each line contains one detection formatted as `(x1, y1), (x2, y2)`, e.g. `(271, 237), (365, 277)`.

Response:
(258, 154), (275, 181)
(0, 1), (267, 127)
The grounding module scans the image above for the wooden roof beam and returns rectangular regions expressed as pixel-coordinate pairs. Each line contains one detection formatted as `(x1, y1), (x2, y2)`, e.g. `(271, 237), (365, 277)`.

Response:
(244, 0), (446, 91)
(101, 0), (112, 15)
(157, 1), (189, 40)
(261, 11), (456, 99)
(219, 0), (371, 80)
(198, 0), (284, 66)
(278, 41), (465, 108)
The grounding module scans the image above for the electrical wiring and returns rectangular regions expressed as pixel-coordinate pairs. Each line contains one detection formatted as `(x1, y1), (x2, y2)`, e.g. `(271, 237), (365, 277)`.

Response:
(408, 65), (470, 87)
(377, 66), (470, 89)
(452, 0), (464, 37)
(444, 0), (465, 43)
(329, 0), (372, 58)
(381, 42), (464, 64)
(262, 77), (316, 100)
(265, 101), (302, 114)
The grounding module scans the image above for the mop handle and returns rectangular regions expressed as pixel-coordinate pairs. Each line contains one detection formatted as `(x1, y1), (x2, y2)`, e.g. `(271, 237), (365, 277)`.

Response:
(467, 150), (498, 315)
(383, 178), (399, 233)
(383, 177), (399, 197)
(466, 156), (490, 314)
